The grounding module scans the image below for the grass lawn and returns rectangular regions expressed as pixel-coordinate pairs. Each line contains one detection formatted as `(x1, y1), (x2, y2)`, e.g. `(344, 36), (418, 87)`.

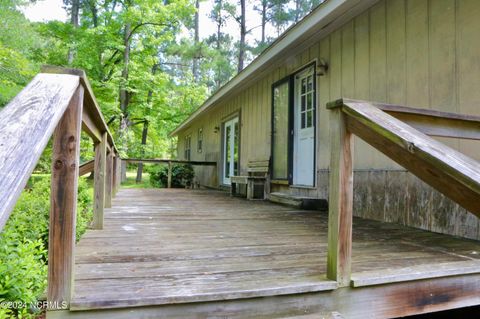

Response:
(122, 170), (153, 188)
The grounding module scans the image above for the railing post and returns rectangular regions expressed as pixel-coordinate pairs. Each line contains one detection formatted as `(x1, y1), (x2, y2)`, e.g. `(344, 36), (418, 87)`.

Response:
(326, 105), (354, 287)
(121, 159), (127, 182)
(117, 158), (122, 189)
(167, 161), (172, 189)
(112, 154), (118, 195)
(48, 85), (84, 309)
(92, 132), (107, 229)
(105, 149), (113, 208)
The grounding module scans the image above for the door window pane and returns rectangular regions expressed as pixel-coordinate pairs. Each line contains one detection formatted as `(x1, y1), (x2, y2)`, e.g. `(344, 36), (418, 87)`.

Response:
(234, 122), (239, 176)
(225, 125), (231, 178)
(272, 81), (289, 179)
(306, 110), (313, 127)
(184, 135), (191, 160)
(197, 128), (203, 153)
(300, 72), (314, 129)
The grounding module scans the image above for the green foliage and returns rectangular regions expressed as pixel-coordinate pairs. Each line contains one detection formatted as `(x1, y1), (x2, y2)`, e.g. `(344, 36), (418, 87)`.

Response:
(148, 164), (195, 188)
(0, 176), (92, 318)
(0, 1), (40, 107)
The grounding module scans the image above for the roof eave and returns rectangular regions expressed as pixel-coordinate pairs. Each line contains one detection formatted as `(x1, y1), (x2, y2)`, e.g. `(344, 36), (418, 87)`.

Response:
(170, 0), (369, 137)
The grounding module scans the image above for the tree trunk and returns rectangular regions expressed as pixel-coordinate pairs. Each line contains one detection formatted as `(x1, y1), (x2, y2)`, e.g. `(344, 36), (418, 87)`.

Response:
(136, 64), (157, 183)
(88, 0), (99, 27)
(295, 0), (300, 23)
(215, 0), (222, 89)
(119, 23), (131, 140)
(261, 0), (266, 45)
(67, 0), (80, 64)
(216, 1), (221, 51)
(192, 0), (200, 82)
(238, 0), (246, 72)
(135, 120), (149, 183)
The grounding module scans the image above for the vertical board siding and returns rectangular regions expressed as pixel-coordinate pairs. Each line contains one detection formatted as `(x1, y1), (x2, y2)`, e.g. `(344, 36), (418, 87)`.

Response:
(176, 0), (480, 239)
(405, 0), (429, 108)
(386, 0), (406, 106)
(351, 11), (374, 170)
(318, 38), (331, 173)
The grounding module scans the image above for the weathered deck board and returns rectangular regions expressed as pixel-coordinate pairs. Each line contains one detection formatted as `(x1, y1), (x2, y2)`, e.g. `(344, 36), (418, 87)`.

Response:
(71, 188), (480, 311)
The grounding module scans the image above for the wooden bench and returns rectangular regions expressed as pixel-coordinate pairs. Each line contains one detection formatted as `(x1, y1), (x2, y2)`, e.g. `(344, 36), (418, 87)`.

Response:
(231, 160), (270, 200)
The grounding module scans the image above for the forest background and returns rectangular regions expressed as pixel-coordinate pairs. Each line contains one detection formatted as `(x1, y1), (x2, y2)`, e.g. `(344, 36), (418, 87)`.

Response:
(1, 0), (324, 160)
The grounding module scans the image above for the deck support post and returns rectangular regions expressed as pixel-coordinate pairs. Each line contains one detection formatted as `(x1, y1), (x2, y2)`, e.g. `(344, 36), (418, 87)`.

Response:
(92, 132), (107, 229)
(116, 156), (122, 192)
(168, 161), (172, 188)
(105, 149), (113, 208)
(112, 154), (118, 195)
(47, 85), (84, 309)
(326, 106), (354, 287)
(121, 159), (127, 182)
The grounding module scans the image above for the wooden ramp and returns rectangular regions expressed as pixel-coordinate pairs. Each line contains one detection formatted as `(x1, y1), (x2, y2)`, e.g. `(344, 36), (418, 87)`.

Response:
(49, 188), (480, 318)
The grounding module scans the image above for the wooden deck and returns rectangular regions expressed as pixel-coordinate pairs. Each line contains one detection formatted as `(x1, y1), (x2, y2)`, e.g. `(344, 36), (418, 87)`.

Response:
(52, 188), (480, 318)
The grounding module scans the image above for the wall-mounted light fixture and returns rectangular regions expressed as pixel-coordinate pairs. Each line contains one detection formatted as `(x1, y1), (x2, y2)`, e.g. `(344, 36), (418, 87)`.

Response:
(214, 126), (220, 133)
(316, 58), (328, 76)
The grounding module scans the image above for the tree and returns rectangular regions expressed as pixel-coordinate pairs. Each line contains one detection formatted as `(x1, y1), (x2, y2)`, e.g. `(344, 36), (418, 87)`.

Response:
(206, 0), (236, 90)
(0, 0), (39, 107)
(224, 0), (246, 72)
(192, 0), (200, 82)
(238, 0), (246, 72)
(269, 0), (291, 37)
(289, 0), (324, 24)
(64, 0), (80, 64)
(254, 0), (269, 46)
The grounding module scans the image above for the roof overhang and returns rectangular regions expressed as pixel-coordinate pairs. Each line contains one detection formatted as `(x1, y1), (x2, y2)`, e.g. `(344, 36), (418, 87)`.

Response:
(170, 0), (379, 136)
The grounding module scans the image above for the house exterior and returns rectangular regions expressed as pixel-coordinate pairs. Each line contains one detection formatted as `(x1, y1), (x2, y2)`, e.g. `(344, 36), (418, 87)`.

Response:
(171, 0), (480, 240)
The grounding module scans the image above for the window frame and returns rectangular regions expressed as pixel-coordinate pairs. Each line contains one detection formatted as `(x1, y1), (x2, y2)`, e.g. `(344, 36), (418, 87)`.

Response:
(184, 134), (191, 161)
(197, 128), (203, 153)
(270, 61), (317, 185)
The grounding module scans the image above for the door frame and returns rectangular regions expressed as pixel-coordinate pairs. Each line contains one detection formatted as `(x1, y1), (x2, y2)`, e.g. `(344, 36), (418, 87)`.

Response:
(292, 63), (316, 187)
(270, 61), (317, 186)
(221, 112), (240, 186)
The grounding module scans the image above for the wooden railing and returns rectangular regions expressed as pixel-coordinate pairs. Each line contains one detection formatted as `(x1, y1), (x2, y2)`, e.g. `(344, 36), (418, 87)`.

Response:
(0, 66), (120, 309)
(326, 98), (480, 287)
(124, 158), (216, 188)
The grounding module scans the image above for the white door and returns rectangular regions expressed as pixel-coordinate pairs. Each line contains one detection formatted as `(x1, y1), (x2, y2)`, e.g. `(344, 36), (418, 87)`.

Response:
(223, 117), (239, 185)
(293, 67), (315, 186)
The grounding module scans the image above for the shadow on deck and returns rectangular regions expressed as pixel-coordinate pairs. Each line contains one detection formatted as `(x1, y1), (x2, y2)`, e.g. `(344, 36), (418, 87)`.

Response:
(51, 188), (480, 318)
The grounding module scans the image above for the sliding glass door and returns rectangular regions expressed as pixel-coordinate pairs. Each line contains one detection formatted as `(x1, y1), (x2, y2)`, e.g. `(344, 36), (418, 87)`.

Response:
(272, 80), (290, 180)
(271, 63), (316, 186)
(223, 117), (239, 185)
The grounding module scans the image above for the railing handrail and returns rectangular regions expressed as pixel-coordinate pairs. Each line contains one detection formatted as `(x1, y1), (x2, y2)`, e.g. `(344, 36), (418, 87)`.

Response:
(41, 65), (118, 150)
(124, 158), (217, 166)
(124, 158), (217, 189)
(0, 69), (118, 232)
(325, 98), (480, 287)
(328, 98), (480, 214)
(0, 66), (121, 309)
(328, 98), (480, 140)
(0, 73), (80, 230)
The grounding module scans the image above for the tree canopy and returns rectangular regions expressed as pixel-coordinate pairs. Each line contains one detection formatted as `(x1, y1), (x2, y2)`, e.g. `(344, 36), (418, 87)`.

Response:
(0, 0), (324, 161)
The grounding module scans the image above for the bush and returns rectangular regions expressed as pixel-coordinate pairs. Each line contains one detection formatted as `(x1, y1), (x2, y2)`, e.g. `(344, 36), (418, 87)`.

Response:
(0, 176), (92, 318)
(148, 163), (195, 188)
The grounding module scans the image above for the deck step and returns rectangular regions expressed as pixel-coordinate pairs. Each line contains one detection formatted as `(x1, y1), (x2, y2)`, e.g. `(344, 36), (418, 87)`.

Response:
(269, 192), (328, 211)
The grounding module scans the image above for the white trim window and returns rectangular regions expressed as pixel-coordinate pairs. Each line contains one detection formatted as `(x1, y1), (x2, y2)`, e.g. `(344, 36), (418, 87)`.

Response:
(184, 135), (191, 160)
(197, 128), (203, 153)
